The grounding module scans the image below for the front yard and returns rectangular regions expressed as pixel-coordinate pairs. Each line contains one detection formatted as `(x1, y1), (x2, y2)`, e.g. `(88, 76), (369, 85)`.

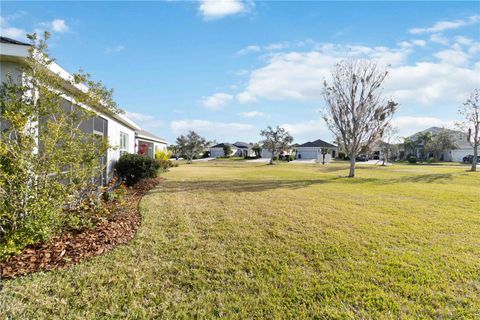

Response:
(1, 162), (479, 318)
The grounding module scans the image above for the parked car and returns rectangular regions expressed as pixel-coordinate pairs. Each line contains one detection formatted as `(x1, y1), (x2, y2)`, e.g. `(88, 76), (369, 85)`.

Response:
(355, 155), (367, 162)
(463, 155), (476, 163)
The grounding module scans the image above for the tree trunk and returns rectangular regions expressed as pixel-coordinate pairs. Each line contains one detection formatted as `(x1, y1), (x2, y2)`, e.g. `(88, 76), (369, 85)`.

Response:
(349, 156), (355, 177)
(270, 150), (274, 165)
(472, 145), (478, 172)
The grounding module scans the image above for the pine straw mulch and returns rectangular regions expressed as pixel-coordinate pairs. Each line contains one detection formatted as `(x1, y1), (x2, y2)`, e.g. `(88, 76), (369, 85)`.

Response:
(0, 178), (161, 280)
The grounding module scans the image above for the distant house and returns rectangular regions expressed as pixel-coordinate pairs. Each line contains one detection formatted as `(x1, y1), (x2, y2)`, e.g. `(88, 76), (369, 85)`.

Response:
(232, 142), (256, 157)
(406, 127), (472, 162)
(210, 143), (235, 157)
(135, 129), (168, 159)
(295, 139), (337, 161)
(210, 142), (256, 158)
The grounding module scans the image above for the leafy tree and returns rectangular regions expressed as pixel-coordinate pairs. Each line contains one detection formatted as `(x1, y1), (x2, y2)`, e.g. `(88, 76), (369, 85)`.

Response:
(167, 144), (180, 159)
(456, 89), (480, 171)
(402, 137), (417, 159)
(252, 143), (262, 158)
(0, 32), (117, 257)
(323, 59), (397, 177)
(260, 126), (293, 165)
(427, 130), (457, 161)
(176, 131), (208, 164)
(416, 131), (433, 162)
(223, 144), (232, 157)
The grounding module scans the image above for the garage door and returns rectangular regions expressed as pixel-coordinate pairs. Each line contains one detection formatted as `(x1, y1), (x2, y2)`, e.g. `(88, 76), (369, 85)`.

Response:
(298, 150), (318, 159)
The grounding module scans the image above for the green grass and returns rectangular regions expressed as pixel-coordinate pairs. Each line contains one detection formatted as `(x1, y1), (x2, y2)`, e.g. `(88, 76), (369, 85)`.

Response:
(2, 162), (479, 319)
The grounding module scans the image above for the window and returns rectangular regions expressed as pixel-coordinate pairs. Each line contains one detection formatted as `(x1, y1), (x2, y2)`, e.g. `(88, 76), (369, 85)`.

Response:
(120, 132), (129, 156)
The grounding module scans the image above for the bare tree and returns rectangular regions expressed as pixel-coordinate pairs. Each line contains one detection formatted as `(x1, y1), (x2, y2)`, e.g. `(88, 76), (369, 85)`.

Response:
(323, 59), (398, 177)
(456, 89), (479, 171)
(260, 126), (293, 165)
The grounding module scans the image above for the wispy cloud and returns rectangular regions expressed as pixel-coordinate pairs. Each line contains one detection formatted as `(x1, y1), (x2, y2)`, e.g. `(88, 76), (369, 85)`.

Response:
(38, 19), (70, 33)
(409, 15), (480, 34)
(201, 92), (233, 110)
(105, 45), (125, 54)
(238, 111), (264, 118)
(0, 11), (27, 40)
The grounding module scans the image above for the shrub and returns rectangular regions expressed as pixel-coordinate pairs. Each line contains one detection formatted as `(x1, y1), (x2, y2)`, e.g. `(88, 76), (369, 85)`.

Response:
(201, 151), (210, 158)
(155, 150), (172, 161)
(407, 155), (417, 164)
(115, 154), (160, 186)
(427, 157), (436, 163)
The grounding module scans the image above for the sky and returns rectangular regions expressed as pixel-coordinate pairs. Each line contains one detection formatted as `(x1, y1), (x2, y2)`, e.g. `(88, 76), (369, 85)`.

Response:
(1, 1), (479, 144)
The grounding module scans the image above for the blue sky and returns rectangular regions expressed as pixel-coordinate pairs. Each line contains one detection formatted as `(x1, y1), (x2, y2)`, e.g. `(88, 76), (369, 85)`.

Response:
(1, 1), (479, 144)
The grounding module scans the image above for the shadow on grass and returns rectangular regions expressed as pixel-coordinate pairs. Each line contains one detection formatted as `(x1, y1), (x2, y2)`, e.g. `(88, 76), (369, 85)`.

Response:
(152, 179), (330, 193)
(152, 172), (454, 194)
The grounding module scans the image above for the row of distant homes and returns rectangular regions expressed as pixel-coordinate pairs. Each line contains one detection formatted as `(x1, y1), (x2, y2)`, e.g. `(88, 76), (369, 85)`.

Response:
(210, 126), (474, 163)
(210, 139), (338, 161)
(0, 36), (168, 186)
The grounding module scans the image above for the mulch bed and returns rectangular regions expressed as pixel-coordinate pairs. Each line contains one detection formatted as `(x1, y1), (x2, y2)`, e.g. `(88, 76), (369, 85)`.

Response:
(0, 178), (160, 280)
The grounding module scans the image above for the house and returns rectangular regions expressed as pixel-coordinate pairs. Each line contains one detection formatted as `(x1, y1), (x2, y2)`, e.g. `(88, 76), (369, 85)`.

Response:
(0, 36), (148, 185)
(295, 139), (337, 161)
(210, 142), (255, 158)
(232, 142), (256, 157)
(405, 127), (472, 162)
(135, 129), (168, 159)
(210, 143), (237, 158)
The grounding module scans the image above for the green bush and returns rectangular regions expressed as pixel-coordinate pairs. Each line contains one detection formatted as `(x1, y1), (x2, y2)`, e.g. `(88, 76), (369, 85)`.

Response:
(114, 154), (160, 186)
(427, 157), (436, 163)
(407, 155), (417, 164)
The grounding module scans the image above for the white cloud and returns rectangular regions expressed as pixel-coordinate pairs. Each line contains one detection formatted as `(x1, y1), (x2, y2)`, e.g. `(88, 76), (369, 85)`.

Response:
(0, 26), (26, 39)
(430, 33), (449, 45)
(455, 36), (473, 46)
(51, 19), (69, 33)
(125, 111), (164, 131)
(201, 93), (233, 110)
(411, 39), (427, 47)
(281, 119), (332, 142)
(38, 19), (69, 33)
(199, 0), (247, 20)
(236, 44), (412, 103)
(238, 111), (264, 118)
(434, 48), (469, 66)
(237, 45), (261, 55)
(0, 13), (27, 40)
(385, 62), (479, 105)
(234, 37), (479, 108)
(392, 116), (454, 137)
(105, 45), (125, 54)
(409, 15), (480, 34)
(171, 119), (255, 140)
(236, 91), (257, 103)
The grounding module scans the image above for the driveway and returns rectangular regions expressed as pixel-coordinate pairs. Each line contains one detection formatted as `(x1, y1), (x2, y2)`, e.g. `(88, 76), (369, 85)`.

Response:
(246, 158), (271, 163)
(192, 157), (215, 162)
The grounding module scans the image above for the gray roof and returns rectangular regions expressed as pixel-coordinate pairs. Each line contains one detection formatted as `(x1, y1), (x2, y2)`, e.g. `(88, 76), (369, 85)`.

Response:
(298, 139), (336, 148)
(211, 142), (235, 148)
(233, 141), (252, 148)
(135, 129), (167, 143)
(408, 127), (470, 148)
(0, 36), (30, 46)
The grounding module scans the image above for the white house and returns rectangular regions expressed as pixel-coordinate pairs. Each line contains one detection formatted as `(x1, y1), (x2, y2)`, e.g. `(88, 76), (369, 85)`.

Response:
(0, 36), (144, 185)
(295, 139), (337, 162)
(135, 129), (168, 159)
(210, 143), (238, 158)
(406, 127), (473, 162)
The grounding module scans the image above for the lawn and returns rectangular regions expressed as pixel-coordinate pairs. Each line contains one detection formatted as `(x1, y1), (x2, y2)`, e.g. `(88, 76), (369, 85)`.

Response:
(1, 162), (479, 318)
